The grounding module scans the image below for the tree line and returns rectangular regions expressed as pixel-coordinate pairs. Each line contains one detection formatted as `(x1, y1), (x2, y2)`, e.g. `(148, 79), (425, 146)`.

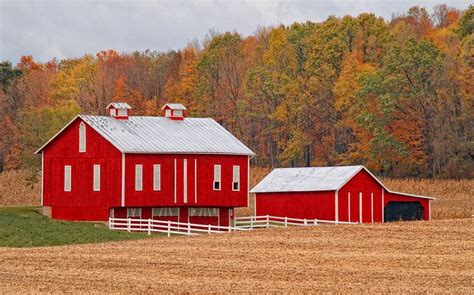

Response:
(0, 4), (472, 178)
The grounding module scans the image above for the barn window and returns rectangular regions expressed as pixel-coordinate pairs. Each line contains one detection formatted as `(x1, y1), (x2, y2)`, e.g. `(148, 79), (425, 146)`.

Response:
(93, 164), (101, 191)
(64, 165), (72, 192)
(135, 165), (143, 191)
(152, 207), (179, 217)
(213, 165), (221, 190)
(153, 164), (161, 191)
(117, 109), (127, 116)
(173, 110), (183, 117)
(189, 207), (219, 217)
(79, 122), (86, 153)
(127, 208), (142, 218)
(232, 165), (240, 191)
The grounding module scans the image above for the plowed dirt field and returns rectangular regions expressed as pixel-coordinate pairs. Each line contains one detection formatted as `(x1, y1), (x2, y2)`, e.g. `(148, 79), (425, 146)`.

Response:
(0, 218), (471, 293)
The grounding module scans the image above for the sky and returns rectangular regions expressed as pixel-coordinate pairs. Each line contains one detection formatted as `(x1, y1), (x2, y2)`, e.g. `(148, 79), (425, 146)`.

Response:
(0, 0), (470, 63)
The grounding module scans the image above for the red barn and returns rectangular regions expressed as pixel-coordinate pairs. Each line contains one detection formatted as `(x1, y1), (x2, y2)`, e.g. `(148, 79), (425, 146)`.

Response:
(251, 166), (433, 223)
(36, 102), (254, 226)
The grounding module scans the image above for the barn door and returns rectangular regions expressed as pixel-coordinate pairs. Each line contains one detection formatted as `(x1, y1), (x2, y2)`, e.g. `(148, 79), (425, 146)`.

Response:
(384, 202), (424, 222)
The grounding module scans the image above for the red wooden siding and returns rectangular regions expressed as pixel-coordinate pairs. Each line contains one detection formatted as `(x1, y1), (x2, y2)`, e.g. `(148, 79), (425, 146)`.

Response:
(124, 154), (249, 208)
(256, 191), (335, 220)
(338, 169), (383, 223)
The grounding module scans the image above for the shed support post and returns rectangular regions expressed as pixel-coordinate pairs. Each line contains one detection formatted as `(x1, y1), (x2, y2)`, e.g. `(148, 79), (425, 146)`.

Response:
(382, 189), (385, 223)
(371, 192), (374, 223)
(429, 200), (432, 221)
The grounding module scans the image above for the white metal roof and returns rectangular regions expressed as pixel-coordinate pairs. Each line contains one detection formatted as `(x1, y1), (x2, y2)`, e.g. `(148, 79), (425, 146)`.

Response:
(250, 165), (434, 199)
(106, 102), (132, 109)
(251, 166), (364, 193)
(78, 115), (254, 155)
(161, 103), (187, 110)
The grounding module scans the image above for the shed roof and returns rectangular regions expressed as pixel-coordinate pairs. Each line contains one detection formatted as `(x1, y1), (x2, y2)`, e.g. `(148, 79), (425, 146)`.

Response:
(36, 115), (254, 156)
(161, 103), (187, 110)
(106, 102), (132, 109)
(250, 165), (434, 199)
(251, 166), (364, 193)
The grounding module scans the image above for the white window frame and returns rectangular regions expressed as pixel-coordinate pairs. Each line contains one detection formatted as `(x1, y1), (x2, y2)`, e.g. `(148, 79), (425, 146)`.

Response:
(213, 164), (221, 191)
(189, 207), (219, 217)
(79, 122), (86, 153)
(173, 110), (183, 117)
(135, 164), (143, 191)
(109, 108), (116, 116)
(127, 208), (142, 218)
(117, 109), (127, 116)
(232, 165), (240, 191)
(153, 164), (161, 191)
(64, 165), (72, 192)
(152, 207), (179, 217)
(93, 164), (101, 192)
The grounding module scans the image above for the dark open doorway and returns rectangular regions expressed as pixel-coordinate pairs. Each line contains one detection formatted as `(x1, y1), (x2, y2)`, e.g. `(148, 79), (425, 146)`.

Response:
(384, 201), (424, 222)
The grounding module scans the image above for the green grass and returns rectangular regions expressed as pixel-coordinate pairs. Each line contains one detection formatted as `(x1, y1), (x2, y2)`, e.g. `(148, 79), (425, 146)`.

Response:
(0, 207), (149, 248)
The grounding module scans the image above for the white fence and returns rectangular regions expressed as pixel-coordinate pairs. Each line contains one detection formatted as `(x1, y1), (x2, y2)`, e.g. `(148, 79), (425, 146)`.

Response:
(109, 215), (357, 237)
(234, 215), (357, 229)
(109, 217), (249, 237)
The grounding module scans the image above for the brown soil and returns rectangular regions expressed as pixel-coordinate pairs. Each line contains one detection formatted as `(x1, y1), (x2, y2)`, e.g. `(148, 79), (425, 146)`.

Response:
(0, 218), (471, 293)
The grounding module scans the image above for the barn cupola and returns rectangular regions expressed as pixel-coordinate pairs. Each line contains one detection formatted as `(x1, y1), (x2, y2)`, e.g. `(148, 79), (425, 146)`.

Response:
(161, 103), (187, 120)
(106, 102), (132, 120)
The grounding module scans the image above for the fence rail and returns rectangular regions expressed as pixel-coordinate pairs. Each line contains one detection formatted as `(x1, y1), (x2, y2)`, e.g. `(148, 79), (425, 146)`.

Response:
(109, 215), (357, 237)
(234, 215), (358, 229)
(109, 217), (249, 237)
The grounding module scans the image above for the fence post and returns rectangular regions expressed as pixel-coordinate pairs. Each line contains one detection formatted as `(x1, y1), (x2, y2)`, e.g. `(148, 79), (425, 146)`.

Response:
(250, 216), (254, 229)
(147, 219), (151, 235)
(187, 223), (191, 235)
(228, 225), (231, 232)
(285, 216), (288, 228)
(208, 224), (211, 234)
(304, 218), (307, 226)
(314, 219), (318, 226)
(266, 215), (270, 228)
(127, 218), (131, 232)
(109, 217), (113, 230)
(167, 220), (171, 237)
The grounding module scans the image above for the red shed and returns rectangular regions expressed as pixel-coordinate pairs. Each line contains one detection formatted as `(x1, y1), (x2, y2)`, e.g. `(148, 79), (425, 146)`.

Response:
(36, 102), (254, 226)
(251, 166), (433, 223)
